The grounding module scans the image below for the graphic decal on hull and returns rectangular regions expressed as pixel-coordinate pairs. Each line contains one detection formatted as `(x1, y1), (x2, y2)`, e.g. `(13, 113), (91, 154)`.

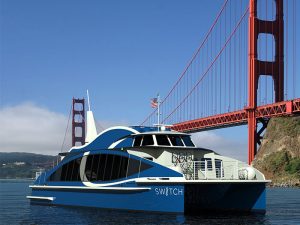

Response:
(154, 187), (183, 196)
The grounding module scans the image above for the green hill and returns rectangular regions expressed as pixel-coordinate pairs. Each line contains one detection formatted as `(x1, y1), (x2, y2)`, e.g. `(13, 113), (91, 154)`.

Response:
(253, 117), (300, 187)
(0, 152), (57, 179)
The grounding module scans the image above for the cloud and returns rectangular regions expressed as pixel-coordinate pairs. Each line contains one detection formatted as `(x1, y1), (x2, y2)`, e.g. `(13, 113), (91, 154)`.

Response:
(191, 131), (248, 162)
(0, 102), (248, 162)
(0, 102), (125, 155)
(0, 102), (69, 155)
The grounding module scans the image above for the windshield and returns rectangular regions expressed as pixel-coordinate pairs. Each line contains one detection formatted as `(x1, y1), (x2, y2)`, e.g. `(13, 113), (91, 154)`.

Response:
(181, 136), (195, 147)
(168, 135), (184, 146)
(156, 135), (171, 146)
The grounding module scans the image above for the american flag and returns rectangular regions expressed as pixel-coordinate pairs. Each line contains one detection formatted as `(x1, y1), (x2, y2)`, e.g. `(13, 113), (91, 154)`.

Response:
(151, 98), (158, 108)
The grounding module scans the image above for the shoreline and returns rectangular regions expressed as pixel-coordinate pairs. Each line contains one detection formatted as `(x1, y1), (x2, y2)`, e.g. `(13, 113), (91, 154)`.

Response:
(267, 183), (300, 188)
(0, 178), (34, 181)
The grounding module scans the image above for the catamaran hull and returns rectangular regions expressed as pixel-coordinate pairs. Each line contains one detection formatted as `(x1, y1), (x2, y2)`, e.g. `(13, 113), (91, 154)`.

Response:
(28, 182), (266, 214)
(184, 182), (266, 213)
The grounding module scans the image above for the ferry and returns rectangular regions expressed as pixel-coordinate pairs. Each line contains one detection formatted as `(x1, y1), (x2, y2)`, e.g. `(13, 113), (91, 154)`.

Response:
(27, 99), (269, 214)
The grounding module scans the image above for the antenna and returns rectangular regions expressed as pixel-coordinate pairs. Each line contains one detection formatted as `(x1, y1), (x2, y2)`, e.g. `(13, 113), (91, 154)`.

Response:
(157, 93), (160, 131)
(87, 89), (91, 111)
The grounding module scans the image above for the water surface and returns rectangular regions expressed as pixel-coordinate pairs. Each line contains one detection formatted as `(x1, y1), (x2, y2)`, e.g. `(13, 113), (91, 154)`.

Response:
(0, 180), (299, 225)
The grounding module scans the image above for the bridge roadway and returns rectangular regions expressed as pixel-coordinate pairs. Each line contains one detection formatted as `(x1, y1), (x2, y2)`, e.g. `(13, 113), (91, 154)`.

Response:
(171, 98), (300, 133)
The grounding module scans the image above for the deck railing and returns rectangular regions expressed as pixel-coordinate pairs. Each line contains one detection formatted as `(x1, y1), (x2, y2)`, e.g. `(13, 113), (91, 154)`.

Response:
(177, 160), (245, 180)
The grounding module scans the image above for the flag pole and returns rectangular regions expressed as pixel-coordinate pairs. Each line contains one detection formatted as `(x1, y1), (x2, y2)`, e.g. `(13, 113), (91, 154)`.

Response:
(157, 93), (160, 131)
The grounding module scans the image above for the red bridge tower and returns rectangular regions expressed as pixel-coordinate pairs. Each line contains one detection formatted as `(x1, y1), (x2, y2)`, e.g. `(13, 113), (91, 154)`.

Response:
(72, 98), (86, 146)
(248, 0), (284, 163)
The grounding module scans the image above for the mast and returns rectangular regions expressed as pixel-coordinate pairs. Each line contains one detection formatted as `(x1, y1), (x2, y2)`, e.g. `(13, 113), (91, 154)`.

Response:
(87, 89), (91, 111)
(85, 90), (98, 143)
(157, 94), (160, 131)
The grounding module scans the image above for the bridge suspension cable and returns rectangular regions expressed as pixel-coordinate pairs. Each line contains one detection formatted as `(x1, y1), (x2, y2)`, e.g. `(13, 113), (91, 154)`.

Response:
(140, 0), (299, 164)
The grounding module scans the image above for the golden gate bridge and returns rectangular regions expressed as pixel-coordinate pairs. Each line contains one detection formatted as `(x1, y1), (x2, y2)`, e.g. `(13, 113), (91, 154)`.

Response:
(71, 0), (299, 165)
(141, 0), (299, 164)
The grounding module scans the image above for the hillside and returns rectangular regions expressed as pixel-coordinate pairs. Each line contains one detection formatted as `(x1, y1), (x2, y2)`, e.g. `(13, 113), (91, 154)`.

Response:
(252, 117), (300, 187)
(0, 152), (57, 179)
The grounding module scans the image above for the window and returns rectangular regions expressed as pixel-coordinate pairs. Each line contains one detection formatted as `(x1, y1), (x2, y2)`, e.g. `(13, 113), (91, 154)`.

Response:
(133, 136), (142, 147)
(127, 157), (152, 176)
(49, 157), (82, 182)
(104, 155), (114, 181)
(85, 154), (100, 181)
(144, 157), (153, 161)
(181, 136), (195, 147)
(84, 154), (152, 182)
(86, 154), (128, 181)
(156, 135), (170, 146)
(200, 158), (213, 171)
(169, 135), (184, 146)
(215, 159), (223, 178)
(141, 135), (154, 146)
(215, 159), (222, 169)
(110, 155), (126, 180)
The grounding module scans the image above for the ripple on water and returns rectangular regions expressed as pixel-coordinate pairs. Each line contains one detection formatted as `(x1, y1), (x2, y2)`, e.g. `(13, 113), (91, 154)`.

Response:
(0, 180), (299, 225)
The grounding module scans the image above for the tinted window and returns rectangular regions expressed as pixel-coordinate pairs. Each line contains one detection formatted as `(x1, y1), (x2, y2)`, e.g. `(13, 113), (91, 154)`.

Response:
(97, 154), (107, 181)
(85, 154), (102, 181)
(127, 157), (152, 176)
(144, 157), (153, 161)
(89, 154), (128, 181)
(133, 136), (142, 147)
(215, 159), (223, 178)
(104, 155), (114, 181)
(182, 136), (195, 147)
(85, 154), (96, 181)
(200, 158), (213, 171)
(142, 135), (154, 146)
(127, 157), (140, 176)
(215, 159), (222, 168)
(84, 154), (151, 182)
(156, 135), (170, 146)
(49, 157), (82, 182)
(111, 155), (122, 180)
(169, 135), (184, 146)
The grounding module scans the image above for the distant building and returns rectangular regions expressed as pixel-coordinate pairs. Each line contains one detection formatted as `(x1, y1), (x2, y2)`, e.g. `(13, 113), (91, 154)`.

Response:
(13, 162), (25, 166)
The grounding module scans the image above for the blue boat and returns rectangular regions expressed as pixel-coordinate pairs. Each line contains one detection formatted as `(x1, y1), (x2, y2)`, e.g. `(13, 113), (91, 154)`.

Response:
(27, 103), (269, 213)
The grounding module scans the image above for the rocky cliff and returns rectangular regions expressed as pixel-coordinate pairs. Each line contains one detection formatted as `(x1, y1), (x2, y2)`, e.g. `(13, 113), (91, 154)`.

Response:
(252, 117), (300, 187)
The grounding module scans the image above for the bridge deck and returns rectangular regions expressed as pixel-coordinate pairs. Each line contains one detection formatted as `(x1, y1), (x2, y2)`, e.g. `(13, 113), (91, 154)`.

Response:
(172, 98), (300, 133)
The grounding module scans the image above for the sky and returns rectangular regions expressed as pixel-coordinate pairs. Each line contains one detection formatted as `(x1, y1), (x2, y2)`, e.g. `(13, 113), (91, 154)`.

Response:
(0, 0), (299, 162)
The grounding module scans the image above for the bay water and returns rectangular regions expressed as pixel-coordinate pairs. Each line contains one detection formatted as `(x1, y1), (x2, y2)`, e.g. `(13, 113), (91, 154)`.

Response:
(0, 180), (299, 225)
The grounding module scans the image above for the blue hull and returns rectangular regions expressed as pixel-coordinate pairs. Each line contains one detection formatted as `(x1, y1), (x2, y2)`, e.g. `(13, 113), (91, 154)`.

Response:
(31, 184), (184, 213)
(184, 183), (266, 213)
(29, 182), (266, 214)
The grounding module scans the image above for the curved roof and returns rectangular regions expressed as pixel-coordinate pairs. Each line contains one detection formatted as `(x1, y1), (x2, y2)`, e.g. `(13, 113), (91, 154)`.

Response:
(69, 126), (139, 153)
(130, 131), (189, 136)
(68, 125), (179, 153)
